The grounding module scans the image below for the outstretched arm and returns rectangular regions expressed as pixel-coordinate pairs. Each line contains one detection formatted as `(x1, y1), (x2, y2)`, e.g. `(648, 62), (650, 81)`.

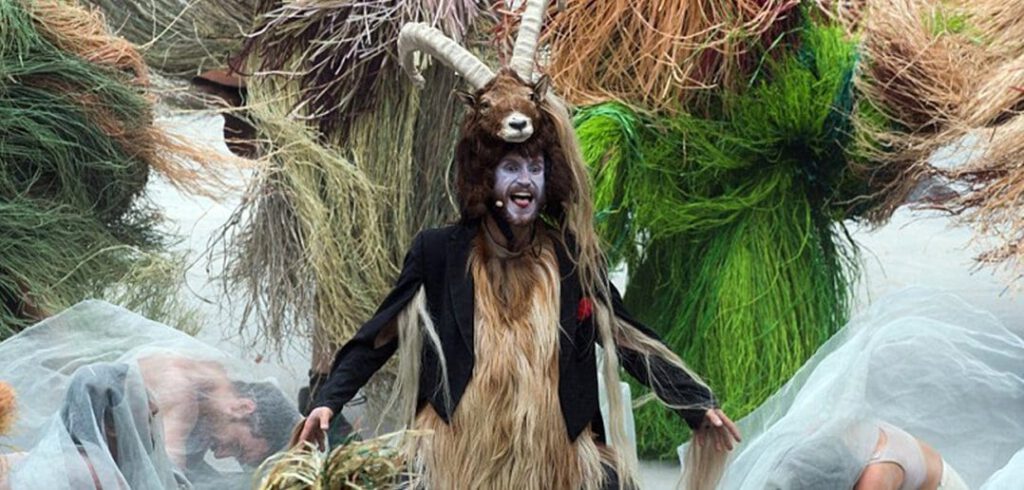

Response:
(298, 233), (426, 446)
(605, 284), (740, 450)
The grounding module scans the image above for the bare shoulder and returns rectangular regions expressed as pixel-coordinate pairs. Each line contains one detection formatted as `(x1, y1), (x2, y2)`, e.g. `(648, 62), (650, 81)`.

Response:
(855, 463), (904, 490)
(138, 354), (223, 379)
(136, 354), (224, 406)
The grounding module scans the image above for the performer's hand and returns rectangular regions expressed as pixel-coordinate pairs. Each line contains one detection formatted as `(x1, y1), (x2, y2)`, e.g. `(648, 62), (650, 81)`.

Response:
(693, 408), (741, 452)
(297, 406), (334, 450)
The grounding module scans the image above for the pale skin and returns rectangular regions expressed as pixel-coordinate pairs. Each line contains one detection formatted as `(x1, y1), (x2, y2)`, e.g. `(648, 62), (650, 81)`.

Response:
(299, 151), (742, 453)
(492, 152), (546, 231)
(854, 429), (944, 490)
(137, 355), (269, 467)
(0, 356), (268, 489)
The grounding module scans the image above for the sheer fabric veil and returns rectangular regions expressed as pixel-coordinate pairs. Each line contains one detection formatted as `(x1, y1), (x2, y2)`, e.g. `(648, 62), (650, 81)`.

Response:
(0, 300), (300, 489)
(679, 288), (1024, 489)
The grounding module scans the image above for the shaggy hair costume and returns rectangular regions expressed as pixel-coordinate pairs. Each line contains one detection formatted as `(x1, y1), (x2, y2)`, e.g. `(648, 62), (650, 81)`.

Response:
(311, 1), (726, 488)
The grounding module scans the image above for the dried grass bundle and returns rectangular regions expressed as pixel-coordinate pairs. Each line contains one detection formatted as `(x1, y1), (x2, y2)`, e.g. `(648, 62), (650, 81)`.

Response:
(946, 115), (1024, 274)
(847, 0), (980, 222)
(0, 382), (14, 437)
(0, 0), (229, 335)
(963, 0), (1024, 57)
(577, 22), (861, 457)
(27, 0), (147, 83)
(258, 431), (422, 490)
(957, 57), (1024, 130)
(542, 0), (802, 112)
(219, 2), (483, 367)
(78, 0), (254, 76)
(217, 72), (393, 354)
(857, 0), (974, 133)
(850, 0), (1024, 273)
(240, 0), (483, 138)
(24, 0), (240, 197)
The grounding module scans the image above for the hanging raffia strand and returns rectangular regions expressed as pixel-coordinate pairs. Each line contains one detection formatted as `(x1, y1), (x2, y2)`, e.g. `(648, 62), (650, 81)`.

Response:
(217, 70), (391, 354)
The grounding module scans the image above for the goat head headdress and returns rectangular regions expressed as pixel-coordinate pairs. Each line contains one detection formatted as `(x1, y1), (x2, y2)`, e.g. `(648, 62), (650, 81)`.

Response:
(398, 0), (574, 222)
(398, 0), (561, 143)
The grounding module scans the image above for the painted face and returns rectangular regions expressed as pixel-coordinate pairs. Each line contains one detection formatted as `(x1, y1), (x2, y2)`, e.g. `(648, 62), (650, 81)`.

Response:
(493, 152), (545, 226)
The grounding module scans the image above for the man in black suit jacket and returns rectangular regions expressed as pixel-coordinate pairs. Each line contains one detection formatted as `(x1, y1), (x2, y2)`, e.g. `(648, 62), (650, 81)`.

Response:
(298, 15), (738, 486)
(297, 153), (739, 489)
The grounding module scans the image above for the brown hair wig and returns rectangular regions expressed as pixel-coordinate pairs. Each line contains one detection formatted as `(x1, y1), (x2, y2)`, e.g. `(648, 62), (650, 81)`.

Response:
(453, 70), (572, 222)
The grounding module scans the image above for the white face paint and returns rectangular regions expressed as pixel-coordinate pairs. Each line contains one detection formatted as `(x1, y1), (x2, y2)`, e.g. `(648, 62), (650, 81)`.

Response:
(498, 111), (534, 143)
(493, 153), (545, 226)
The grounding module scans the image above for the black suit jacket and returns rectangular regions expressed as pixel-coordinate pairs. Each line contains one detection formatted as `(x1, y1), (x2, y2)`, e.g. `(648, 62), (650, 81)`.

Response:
(315, 221), (715, 442)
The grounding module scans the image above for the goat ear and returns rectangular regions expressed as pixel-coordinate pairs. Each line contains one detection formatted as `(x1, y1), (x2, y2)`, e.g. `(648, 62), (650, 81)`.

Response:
(455, 89), (477, 106)
(532, 75), (551, 101)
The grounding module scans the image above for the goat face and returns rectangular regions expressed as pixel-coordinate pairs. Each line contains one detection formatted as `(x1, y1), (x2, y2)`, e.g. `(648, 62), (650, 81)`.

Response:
(458, 69), (551, 144)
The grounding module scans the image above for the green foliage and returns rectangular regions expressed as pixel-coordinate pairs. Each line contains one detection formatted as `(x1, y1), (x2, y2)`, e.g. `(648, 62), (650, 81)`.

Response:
(578, 21), (863, 458)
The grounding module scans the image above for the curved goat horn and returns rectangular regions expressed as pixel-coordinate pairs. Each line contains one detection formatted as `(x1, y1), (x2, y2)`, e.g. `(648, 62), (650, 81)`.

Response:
(399, 23), (495, 90)
(510, 0), (558, 80)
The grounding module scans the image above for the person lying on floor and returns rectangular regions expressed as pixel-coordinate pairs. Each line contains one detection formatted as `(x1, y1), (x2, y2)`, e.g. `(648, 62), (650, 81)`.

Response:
(1, 356), (297, 490)
(765, 418), (968, 490)
(0, 301), (301, 490)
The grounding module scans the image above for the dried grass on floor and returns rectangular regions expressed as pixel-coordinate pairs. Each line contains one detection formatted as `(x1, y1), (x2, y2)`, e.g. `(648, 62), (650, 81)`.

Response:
(258, 431), (423, 490)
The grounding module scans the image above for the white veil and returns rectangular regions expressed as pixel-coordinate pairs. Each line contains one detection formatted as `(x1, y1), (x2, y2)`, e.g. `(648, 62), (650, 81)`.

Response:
(681, 288), (1024, 489)
(0, 300), (301, 489)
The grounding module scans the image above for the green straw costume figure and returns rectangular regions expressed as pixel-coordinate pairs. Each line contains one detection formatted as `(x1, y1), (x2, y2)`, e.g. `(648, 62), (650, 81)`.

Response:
(544, 0), (1024, 458)
(544, 3), (878, 458)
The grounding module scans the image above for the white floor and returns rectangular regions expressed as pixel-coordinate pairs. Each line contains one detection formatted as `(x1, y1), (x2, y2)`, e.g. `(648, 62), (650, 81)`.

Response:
(154, 114), (1024, 488)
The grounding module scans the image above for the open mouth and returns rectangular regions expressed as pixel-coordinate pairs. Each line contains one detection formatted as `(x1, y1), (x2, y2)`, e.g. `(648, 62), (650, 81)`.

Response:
(510, 191), (534, 208)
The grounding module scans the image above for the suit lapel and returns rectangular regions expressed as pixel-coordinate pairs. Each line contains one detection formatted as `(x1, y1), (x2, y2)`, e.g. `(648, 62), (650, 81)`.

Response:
(447, 222), (477, 355)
